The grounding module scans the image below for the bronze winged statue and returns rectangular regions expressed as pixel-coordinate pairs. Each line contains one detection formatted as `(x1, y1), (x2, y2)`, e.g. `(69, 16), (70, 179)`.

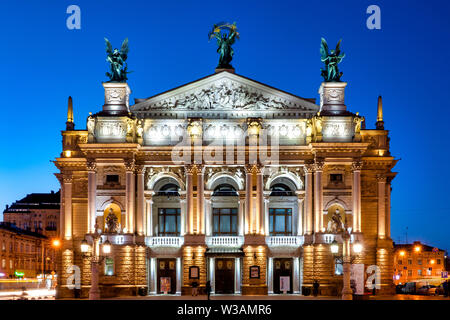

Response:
(105, 38), (130, 82)
(209, 22), (239, 69)
(320, 38), (345, 82)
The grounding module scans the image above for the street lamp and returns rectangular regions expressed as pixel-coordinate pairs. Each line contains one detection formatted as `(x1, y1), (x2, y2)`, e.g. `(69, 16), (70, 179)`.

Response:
(330, 228), (363, 300)
(80, 225), (111, 300)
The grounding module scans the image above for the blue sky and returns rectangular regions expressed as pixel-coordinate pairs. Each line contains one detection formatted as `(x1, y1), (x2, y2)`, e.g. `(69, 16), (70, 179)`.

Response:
(0, 0), (449, 250)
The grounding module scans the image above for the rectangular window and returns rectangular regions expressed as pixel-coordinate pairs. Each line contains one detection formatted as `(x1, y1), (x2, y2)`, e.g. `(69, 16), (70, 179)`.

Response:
(437, 259), (441, 265)
(1, 241), (5, 251)
(213, 208), (238, 236)
(1, 259), (5, 269)
(418, 259), (422, 265)
(269, 208), (292, 236)
(330, 174), (343, 183)
(158, 208), (181, 236)
(418, 269), (422, 276)
(408, 270), (413, 276)
(106, 175), (120, 184)
(408, 259), (412, 265)
(398, 260), (402, 265)
(104, 258), (114, 276)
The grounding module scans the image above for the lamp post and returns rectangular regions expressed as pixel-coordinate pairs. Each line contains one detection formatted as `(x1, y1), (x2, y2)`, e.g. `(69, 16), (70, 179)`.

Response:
(330, 228), (363, 300)
(80, 225), (111, 300)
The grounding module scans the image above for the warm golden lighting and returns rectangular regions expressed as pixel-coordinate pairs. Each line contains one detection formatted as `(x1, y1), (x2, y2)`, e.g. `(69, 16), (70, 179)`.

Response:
(102, 239), (111, 254)
(414, 246), (421, 252)
(330, 240), (339, 254)
(52, 239), (61, 248)
(399, 251), (405, 257)
(64, 150), (72, 157)
(353, 241), (363, 254)
(430, 259), (435, 264)
(80, 239), (89, 253)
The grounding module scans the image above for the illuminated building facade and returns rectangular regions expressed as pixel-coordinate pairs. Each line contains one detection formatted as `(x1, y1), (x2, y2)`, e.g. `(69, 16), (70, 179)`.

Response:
(54, 67), (397, 298)
(3, 191), (60, 238)
(0, 222), (49, 278)
(393, 241), (446, 285)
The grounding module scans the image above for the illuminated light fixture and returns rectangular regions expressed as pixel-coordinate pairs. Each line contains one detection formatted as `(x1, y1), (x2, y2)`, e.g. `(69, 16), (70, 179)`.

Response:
(353, 240), (363, 254)
(395, 275), (400, 280)
(330, 240), (339, 254)
(52, 239), (61, 248)
(399, 251), (405, 257)
(414, 246), (421, 252)
(188, 121), (202, 137)
(14, 271), (24, 277)
(430, 259), (435, 264)
(80, 239), (89, 253)
(64, 150), (72, 157)
(102, 239), (111, 254)
(0, 273), (5, 277)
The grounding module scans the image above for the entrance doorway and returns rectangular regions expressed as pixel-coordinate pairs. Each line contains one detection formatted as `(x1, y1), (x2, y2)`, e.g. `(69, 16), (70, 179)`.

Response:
(215, 258), (235, 294)
(273, 258), (293, 294)
(157, 258), (176, 294)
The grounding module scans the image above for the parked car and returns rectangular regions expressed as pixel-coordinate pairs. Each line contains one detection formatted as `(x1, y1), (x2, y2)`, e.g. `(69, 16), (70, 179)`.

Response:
(417, 285), (437, 295)
(402, 282), (417, 294)
(395, 284), (405, 294)
(435, 283), (445, 295)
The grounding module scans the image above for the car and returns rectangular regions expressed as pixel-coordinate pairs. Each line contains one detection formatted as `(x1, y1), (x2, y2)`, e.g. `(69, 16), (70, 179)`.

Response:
(417, 285), (437, 295)
(395, 284), (405, 294)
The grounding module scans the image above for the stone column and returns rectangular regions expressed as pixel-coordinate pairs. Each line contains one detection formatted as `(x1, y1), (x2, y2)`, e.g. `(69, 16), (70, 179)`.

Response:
(145, 192), (154, 237)
(176, 257), (182, 294)
(238, 192), (245, 236)
(63, 174), (73, 240)
(255, 165), (264, 235)
(264, 194), (270, 236)
(377, 174), (386, 239)
(150, 257), (157, 294)
(386, 180), (391, 238)
(304, 164), (314, 235)
(185, 165), (195, 235)
(244, 165), (253, 234)
(125, 159), (135, 233)
(296, 192), (304, 236)
(268, 257), (273, 294)
(313, 159), (324, 233)
(352, 160), (363, 232)
(209, 257), (215, 294)
(180, 192), (186, 236)
(235, 257), (241, 294)
(87, 160), (97, 234)
(197, 165), (205, 234)
(136, 166), (146, 236)
(293, 257), (300, 294)
(205, 192), (212, 236)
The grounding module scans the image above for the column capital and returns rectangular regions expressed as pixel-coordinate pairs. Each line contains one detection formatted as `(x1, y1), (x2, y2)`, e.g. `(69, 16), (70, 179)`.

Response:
(303, 163), (315, 174)
(124, 159), (135, 172)
(86, 159), (97, 172)
(63, 174), (73, 184)
(135, 165), (146, 175)
(314, 158), (324, 171)
(185, 164), (196, 175)
(376, 174), (387, 182)
(352, 159), (363, 171)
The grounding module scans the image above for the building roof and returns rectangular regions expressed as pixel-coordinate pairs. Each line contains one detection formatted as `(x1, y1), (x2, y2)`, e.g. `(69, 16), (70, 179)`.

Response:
(3, 190), (60, 213)
(394, 241), (446, 253)
(0, 222), (47, 239)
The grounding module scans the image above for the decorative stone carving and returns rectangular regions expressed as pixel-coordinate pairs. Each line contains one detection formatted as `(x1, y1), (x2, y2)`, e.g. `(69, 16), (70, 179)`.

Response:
(314, 158), (325, 171)
(86, 159), (97, 172)
(326, 208), (345, 234)
(204, 166), (245, 188)
(141, 79), (302, 111)
(105, 207), (119, 233)
(124, 159), (135, 172)
(135, 165), (146, 175)
(102, 82), (131, 115)
(318, 82), (347, 114)
(87, 114), (96, 143)
(352, 160), (363, 171)
(303, 163), (315, 175)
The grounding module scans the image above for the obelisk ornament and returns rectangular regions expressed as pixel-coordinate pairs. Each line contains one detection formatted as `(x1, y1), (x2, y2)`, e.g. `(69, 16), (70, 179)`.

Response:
(208, 22), (240, 70)
(104, 38), (130, 82)
(320, 38), (345, 82)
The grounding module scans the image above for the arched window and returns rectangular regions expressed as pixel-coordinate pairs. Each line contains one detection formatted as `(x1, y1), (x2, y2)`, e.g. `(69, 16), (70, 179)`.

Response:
(157, 183), (180, 197)
(270, 183), (294, 197)
(212, 184), (238, 197)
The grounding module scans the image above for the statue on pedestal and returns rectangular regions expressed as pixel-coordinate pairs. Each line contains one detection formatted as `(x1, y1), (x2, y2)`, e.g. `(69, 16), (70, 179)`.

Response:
(105, 38), (130, 82)
(327, 208), (345, 233)
(105, 208), (119, 233)
(320, 38), (345, 82)
(209, 22), (240, 69)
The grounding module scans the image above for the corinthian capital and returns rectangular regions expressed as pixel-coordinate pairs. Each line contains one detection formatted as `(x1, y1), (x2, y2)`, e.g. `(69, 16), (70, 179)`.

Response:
(314, 158), (324, 171)
(303, 163), (315, 174)
(185, 164), (196, 175)
(352, 159), (363, 171)
(135, 165), (146, 175)
(63, 174), (73, 184)
(376, 174), (387, 182)
(86, 159), (97, 172)
(124, 159), (135, 172)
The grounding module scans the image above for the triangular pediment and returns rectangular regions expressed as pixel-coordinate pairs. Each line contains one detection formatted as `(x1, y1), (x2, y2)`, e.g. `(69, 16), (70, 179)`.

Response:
(131, 71), (319, 113)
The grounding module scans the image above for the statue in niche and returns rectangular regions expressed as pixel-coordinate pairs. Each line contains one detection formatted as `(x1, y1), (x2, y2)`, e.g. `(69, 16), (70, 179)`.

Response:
(105, 208), (119, 233)
(208, 22), (239, 69)
(327, 208), (345, 233)
(320, 38), (345, 82)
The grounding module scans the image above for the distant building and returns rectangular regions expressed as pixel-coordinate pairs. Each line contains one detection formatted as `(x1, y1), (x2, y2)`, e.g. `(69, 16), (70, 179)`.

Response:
(393, 241), (447, 285)
(3, 191), (60, 238)
(0, 222), (50, 278)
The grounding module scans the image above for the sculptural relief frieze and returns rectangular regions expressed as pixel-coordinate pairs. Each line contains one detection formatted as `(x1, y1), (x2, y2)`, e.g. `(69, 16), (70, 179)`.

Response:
(141, 79), (302, 111)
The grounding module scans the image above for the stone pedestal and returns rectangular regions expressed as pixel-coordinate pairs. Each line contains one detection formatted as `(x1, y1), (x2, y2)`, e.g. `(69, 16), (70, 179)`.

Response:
(319, 82), (347, 115)
(102, 82), (131, 116)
